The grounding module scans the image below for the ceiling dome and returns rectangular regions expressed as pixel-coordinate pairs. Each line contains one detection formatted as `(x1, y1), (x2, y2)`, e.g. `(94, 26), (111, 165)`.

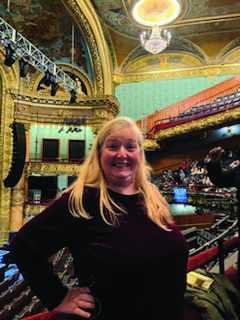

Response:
(132, 0), (181, 27)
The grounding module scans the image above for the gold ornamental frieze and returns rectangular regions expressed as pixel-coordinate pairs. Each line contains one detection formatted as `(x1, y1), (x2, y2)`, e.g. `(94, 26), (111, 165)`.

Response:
(118, 64), (240, 83)
(11, 93), (120, 125)
(27, 162), (82, 176)
(143, 139), (160, 151)
(25, 204), (46, 217)
(154, 107), (240, 141)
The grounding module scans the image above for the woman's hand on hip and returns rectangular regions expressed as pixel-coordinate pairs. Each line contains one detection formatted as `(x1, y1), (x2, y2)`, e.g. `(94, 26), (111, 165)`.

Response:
(57, 287), (95, 318)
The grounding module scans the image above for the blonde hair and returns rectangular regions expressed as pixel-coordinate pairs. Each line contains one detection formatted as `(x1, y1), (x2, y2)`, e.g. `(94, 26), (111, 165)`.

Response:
(64, 116), (173, 230)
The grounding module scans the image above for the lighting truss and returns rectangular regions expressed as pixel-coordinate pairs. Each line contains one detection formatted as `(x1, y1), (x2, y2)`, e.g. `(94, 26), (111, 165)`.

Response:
(0, 17), (77, 93)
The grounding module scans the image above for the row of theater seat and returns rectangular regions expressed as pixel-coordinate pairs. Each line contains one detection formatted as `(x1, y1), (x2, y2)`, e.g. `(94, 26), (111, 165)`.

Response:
(152, 88), (240, 134)
(0, 247), (75, 320)
(0, 270), (45, 320)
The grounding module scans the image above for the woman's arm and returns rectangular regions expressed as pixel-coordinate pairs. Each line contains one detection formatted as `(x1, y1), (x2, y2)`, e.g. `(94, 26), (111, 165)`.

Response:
(207, 147), (240, 188)
(9, 193), (73, 310)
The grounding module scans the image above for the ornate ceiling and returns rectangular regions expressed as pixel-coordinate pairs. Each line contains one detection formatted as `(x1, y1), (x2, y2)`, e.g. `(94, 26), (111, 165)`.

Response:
(1, 0), (240, 85)
(91, 0), (240, 79)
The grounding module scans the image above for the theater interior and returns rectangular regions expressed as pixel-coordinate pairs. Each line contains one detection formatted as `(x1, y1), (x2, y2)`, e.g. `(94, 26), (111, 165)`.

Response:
(1, 0), (240, 319)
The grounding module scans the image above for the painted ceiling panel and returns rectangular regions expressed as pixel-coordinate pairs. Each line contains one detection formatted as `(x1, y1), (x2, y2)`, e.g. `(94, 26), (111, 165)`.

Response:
(1, 0), (240, 80)
(125, 53), (202, 73)
(0, 0), (93, 81)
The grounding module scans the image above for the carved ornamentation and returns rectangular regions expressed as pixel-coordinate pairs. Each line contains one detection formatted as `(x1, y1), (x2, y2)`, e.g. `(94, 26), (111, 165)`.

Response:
(119, 64), (240, 83)
(25, 204), (46, 217)
(154, 107), (240, 142)
(27, 162), (82, 176)
(0, 49), (19, 244)
(203, 67), (221, 82)
(11, 92), (120, 127)
(143, 139), (160, 151)
(121, 36), (206, 72)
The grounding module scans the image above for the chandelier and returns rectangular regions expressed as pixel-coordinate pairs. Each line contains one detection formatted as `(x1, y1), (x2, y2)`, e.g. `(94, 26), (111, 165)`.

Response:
(140, 26), (171, 55)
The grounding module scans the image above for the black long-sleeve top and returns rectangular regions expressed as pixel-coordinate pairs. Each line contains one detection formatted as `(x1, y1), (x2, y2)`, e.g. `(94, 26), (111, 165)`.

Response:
(10, 187), (189, 320)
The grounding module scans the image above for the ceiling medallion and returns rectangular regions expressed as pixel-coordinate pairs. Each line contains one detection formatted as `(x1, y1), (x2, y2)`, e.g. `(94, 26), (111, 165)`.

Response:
(132, 0), (181, 54)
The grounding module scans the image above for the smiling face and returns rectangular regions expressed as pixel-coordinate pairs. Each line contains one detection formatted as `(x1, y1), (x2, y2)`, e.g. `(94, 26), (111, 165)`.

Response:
(100, 127), (142, 194)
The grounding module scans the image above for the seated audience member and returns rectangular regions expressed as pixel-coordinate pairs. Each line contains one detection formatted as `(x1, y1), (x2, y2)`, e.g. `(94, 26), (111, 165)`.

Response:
(173, 170), (182, 185)
(180, 161), (190, 176)
(179, 168), (186, 181)
(10, 117), (189, 320)
(190, 163), (198, 176)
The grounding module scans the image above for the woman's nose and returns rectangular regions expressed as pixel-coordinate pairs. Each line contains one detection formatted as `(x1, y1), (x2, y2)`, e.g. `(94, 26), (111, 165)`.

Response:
(117, 146), (127, 157)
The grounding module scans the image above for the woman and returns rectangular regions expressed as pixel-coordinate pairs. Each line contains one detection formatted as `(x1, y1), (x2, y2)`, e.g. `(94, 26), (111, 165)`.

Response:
(10, 117), (189, 320)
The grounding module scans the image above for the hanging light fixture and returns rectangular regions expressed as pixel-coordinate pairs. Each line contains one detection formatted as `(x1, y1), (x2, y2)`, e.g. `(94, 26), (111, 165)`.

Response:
(132, 0), (181, 55)
(140, 26), (171, 55)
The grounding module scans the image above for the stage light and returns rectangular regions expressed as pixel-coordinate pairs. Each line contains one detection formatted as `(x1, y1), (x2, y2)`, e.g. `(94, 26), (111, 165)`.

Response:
(4, 45), (17, 67)
(70, 89), (77, 103)
(50, 81), (59, 96)
(37, 70), (52, 91)
(19, 58), (28, 77)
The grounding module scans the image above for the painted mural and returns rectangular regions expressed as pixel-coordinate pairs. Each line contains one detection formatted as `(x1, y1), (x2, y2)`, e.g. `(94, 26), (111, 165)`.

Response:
(91, 0), (143, 38)
(125, 53), (203, 73)
(223, 48), (240, 65)
(0, 0), (93, 81)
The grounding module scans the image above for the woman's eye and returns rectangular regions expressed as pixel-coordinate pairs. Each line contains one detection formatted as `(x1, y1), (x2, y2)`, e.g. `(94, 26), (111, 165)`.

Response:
(107, 144), (117, 150)
(128, 144), (136, 150)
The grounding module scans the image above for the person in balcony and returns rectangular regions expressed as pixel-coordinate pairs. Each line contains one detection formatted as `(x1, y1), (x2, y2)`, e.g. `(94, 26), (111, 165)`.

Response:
(10, 117), (189, 320)
(179, 168), (186, 182)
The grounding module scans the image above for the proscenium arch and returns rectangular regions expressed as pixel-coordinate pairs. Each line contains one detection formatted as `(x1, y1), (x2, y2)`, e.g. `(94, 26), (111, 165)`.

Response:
(64, 0), (113, 96)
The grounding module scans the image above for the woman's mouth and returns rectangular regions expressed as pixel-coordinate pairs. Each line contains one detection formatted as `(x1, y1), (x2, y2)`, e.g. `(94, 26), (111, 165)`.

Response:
(113, 163), (129, 168)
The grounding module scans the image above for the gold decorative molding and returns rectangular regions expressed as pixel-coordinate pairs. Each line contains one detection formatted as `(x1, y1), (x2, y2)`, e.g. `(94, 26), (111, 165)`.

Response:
(25, 204), (46, 217)
(203, 66), (221, 82)
(113, 73), (124, 89)
(154, 107), (240, 141)
(143, 138), (160, 151)
(27, 162), (82, 176)
(11, 92), (120, 126)
(115, 64), (240, 83)
(0, 50), (19, 245)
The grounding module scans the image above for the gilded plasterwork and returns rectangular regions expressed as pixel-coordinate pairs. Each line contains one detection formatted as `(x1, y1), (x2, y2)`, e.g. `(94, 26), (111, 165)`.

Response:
(143, 138), (160, 151)
(154, 107), (240, 142)
(118, 64), (240, 83)
(0, 50), (19, 245)
(12, 92), (120, 126)
(27, 162), (82, 176)
(9, 172), (26, 231)
(25, 204), (47, 217)
(125, 53), (203, 74)
(221, 47), (240, 65)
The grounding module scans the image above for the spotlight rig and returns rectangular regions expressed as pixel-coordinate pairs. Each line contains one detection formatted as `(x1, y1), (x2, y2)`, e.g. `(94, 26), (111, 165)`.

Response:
(0, 17), (78, 102)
